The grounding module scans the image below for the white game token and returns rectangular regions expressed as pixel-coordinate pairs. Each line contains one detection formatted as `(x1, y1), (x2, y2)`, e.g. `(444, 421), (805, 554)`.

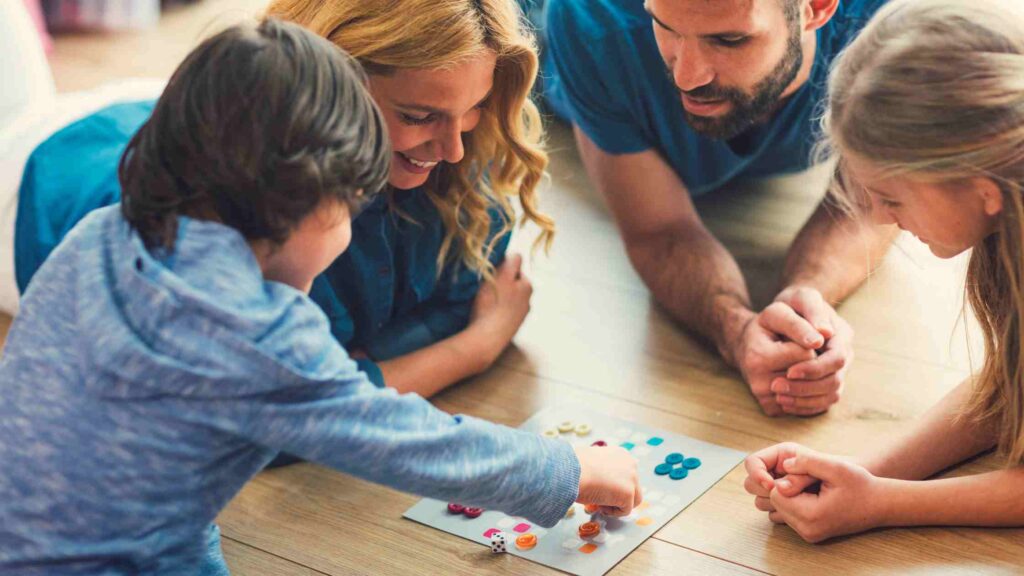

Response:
(497, 517), (516, 529)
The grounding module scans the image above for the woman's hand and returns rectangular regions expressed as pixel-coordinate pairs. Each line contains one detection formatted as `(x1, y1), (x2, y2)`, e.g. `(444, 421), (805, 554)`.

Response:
(467, 254), (533, 369)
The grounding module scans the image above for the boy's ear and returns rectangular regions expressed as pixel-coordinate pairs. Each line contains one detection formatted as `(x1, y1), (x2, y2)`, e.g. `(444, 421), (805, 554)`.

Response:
(802, 0), (840, 32)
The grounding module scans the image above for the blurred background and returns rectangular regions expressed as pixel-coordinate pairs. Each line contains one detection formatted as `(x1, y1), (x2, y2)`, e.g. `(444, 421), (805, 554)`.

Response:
(22, 0), (273, 92)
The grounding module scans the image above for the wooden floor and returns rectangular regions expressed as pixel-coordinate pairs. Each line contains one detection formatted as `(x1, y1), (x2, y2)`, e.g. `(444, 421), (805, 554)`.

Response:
(4, 1), (1023, 574)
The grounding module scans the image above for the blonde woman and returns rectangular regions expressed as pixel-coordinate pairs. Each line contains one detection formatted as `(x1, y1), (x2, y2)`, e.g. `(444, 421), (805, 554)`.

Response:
(8, 0), (552, 398)
(743, 0), (1024, 542)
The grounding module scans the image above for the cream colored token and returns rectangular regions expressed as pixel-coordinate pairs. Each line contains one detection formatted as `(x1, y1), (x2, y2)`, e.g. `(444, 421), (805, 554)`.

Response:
(574, 423), (592, 436)
(565, 505), (576, 518)
(557, 420), (575, 433)
(543, 428), (559, 438)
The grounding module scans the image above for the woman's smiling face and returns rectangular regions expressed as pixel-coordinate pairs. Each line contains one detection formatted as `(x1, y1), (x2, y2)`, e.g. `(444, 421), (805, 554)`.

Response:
(367, 51), (497, 190)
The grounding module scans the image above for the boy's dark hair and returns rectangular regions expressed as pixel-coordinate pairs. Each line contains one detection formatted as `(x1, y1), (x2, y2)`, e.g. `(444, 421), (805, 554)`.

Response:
(120, 18), (390, 250)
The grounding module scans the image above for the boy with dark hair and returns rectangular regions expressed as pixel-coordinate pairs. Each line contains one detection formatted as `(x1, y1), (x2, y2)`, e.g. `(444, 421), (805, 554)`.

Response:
(0, 19), (640, 574)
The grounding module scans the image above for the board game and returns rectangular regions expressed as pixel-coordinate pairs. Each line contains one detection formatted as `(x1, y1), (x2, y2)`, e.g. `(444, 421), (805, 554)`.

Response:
(403, 407), (746, 576)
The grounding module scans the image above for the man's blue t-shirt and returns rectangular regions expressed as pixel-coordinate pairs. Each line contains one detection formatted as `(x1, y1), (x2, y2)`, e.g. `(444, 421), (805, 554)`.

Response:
(542, 0), (887, 196)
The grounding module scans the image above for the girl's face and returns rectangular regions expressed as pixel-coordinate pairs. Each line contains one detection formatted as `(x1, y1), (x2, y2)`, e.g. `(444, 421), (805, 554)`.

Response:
(843, 153), (1005, 259)
(368, 52), (498, 190)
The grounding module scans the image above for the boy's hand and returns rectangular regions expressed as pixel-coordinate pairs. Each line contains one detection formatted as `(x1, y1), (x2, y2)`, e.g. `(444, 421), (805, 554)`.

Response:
(573, 445), (642, 517)
(468, 254), (533, 368)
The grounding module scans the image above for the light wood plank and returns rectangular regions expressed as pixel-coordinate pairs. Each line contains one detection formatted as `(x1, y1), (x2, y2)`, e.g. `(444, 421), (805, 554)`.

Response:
(223, 536), (327, 576)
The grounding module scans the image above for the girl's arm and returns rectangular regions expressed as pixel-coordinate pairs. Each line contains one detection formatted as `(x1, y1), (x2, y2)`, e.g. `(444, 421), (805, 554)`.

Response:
(881, 468), (1024, 528)
(758, 447), (1024, 543)
(859, 377), (997, 480)
(746, 378), (998, 499)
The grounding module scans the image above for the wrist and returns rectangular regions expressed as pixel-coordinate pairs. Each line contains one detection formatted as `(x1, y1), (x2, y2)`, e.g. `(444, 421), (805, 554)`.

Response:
(871, 477), (908, 528)
(715, 299), (755, 367)
(459, 321), (502, 374)
(572, 446), (591, 501)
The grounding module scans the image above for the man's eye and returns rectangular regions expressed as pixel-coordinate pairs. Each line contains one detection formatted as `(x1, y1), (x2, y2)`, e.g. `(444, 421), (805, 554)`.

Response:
(715, 36), (749, 47)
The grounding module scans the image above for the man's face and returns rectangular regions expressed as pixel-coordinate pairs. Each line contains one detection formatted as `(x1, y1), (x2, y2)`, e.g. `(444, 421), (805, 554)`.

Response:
(647, 0), (804, 140)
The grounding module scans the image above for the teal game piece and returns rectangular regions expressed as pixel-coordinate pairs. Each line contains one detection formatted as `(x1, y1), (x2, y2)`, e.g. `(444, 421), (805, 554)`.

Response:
(654, 463), (673, 475)
(665, 453), (684, 465)
(621, 442), (635, 450)
(682, 457), (702, 470)
(647, 437), (664, 446)
(669, 467), (689, 480)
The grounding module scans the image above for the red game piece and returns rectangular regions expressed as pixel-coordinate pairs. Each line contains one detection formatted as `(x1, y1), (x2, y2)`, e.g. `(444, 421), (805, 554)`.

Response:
(463, 507), (484, 518)
(591, 440), (607, 447)
(447, 502), (465, 514)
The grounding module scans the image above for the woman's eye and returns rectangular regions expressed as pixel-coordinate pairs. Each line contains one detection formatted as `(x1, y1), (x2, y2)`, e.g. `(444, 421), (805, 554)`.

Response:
(400, 113), (434, 126)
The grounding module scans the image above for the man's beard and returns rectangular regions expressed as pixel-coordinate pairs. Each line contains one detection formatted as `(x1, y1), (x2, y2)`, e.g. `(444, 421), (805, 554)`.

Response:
(672, 26), (804, 140)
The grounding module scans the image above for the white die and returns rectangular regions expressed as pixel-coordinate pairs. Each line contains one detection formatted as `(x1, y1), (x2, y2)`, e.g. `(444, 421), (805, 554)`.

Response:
(490, 532), (507, 554)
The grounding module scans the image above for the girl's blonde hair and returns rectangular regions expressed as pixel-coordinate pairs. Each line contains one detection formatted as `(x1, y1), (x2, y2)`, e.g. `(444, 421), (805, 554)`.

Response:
(265, 0), (553, 279)
(819, 0), (1024, 463)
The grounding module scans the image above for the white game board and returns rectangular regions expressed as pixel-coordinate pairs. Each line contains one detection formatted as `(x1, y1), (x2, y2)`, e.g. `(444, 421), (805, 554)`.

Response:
(403, 406), (746, 576)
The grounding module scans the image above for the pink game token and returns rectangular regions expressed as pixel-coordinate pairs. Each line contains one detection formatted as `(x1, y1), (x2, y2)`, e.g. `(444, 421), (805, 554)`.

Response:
(591, 440), (607, 447)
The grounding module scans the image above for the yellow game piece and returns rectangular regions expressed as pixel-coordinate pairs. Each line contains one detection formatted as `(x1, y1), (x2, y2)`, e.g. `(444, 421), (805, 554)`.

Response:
(565, 505), (576, 518)
(542, 428), (559, 438)
(557, 420), (575, 433)
(574, 423), (592, 436)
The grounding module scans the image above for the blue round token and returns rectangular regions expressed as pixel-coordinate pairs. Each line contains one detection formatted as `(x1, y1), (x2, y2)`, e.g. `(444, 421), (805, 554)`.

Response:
(682, 457), (702, 470)
(665, 453), (684, 465)
(654, 463), (673, 475)
(669, 467), (689, 480)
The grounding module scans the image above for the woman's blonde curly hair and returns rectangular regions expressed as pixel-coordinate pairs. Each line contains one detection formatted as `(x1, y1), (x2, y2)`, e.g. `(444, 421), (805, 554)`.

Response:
(266, 0), (554, 280)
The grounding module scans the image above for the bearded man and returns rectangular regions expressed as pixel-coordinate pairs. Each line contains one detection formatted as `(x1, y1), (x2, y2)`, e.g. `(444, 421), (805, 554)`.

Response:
(543, 0), (893, 416)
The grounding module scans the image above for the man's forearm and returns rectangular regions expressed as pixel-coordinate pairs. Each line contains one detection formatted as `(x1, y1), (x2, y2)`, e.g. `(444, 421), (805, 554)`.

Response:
(626, 226), (754, 366)
(783, 199), (897, 304)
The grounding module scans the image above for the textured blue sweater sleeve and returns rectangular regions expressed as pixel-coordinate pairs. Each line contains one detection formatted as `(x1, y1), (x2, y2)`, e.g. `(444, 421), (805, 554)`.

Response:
(235, 371), (579, 528)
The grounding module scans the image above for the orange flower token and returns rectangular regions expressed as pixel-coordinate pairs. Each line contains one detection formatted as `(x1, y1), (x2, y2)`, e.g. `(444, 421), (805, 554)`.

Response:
(583, 504), (600, 514)
(515, 533), (538, 550)
(578, 521), (601, 539)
